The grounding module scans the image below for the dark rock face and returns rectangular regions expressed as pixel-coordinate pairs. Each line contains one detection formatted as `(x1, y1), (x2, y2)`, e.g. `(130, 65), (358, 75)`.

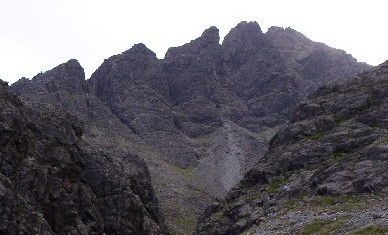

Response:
(195, 62), (388, 235)
(164, 26), (223, 105)
(11, 21), (370, 234)
(266, 26), (369, 93)
(87, 20), (369, 169)
(5, 64), (167, 234)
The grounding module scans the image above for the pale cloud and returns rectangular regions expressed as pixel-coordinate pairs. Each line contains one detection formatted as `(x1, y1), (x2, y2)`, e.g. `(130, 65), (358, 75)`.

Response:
(1, 0), (388, 83)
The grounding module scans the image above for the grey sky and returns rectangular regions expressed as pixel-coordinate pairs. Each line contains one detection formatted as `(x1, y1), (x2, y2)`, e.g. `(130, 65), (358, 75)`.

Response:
(1, 0), (387, 84)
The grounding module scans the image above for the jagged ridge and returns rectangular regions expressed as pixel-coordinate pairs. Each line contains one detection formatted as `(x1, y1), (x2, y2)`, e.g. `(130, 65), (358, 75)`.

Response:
(11, 21), (370, 234)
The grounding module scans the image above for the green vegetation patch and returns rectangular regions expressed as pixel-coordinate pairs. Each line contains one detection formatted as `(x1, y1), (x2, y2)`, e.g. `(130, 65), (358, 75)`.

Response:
(32, 212), (45, 223)
(193, 134), (212, 143)
(256, 128), (278, 140)
(171, 214), (198, 234)
(307, 131), (325, 141)
(285, 190), (309, 208)
(347, 225), (388, 235)
(167, 162), (194, 174)
(174, 166), (194, 175)
(330, 151), (345, 159)
(210, 210), (224, 222)
(377, 138), (388, 144)
(15, 202), (28, 218)
(333, 114), (347, 124)
(301, 218), (344, 235)
(270, 220), (298, 232)
(240, 190), (263, 202)
(282, 193), (365, 213)
(166, 162), (197, 182)
(242, 225), (259, 235)
(266, 175), (289, 193)
(309, 194), (363, 211)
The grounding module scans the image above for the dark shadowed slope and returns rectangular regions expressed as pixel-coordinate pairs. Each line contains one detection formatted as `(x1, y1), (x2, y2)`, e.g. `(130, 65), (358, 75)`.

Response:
(4, 65), (167, 234)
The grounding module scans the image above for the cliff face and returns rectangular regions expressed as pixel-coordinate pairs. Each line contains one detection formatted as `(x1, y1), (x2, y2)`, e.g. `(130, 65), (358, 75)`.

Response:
(11, 21), (370, 234)
(195, 62), (388, 235)
(6, 63), (167, 234)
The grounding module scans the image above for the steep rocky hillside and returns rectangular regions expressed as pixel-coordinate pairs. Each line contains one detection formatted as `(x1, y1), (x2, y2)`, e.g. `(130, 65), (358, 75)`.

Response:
(195, 61), (388, 235)
(2, 77), (167, 233)
(12, 21), (369, 234)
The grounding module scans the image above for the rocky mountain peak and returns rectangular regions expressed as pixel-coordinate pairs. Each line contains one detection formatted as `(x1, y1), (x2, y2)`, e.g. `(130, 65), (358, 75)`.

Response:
(0, 79), (8, 86)
(223, 21), (262, 44)
(222, 21), (269, 72)
(0, 79), (18, 105)
(378, 59), (388, 68)
(266, 26), (311, 46)
(165, 26), (221, 60)
(123, 43), (157, 57)
(63, 58), (84, 76)
(89, 42), (162, 100)
(12, 59), (87, 95)
(35, 59), (85, 81)
(230, 21), (262, 38)
(199, 26), (220, 45)
(267, 26), (302, 35)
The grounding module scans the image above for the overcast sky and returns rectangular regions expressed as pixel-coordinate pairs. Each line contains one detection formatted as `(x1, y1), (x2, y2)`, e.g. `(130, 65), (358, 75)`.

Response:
(1, 0), (388, 84)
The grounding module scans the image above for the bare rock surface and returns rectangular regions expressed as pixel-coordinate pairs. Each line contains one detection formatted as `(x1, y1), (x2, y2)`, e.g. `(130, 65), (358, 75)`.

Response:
(1, 78), (167, 234)
(11, 21), (369, 234)
(195, 62), (388, 235)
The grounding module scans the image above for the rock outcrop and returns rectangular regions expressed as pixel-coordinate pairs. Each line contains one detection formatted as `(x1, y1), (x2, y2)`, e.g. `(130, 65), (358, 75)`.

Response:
(195, 61), (388, 235)
(11, 21), (370, 234)
(5, 63), (167, 234)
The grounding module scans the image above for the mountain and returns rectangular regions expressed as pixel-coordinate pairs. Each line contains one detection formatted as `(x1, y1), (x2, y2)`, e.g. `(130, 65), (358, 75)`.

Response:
(11, 21), (370, 234)
(0, 78), (167, 234)
(195, 61), (388, 235)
